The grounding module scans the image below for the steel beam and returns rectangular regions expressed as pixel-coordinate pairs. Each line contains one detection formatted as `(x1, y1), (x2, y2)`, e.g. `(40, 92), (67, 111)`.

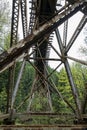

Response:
(10, 0), (19, 46)
(0, 125), (87, 130)
(0, 1), (85, 72)
(6, 0), (20, 114)
(63, 20), (68, 47)
(21, 0), (27, 38)
(66, 56), (87, 66)
(66, 15), (87, 53)
(11, 59), (26, 109)
(55, 28), (82, 119)
(28, 60), (76, 113)
(64, 60), (82, 119)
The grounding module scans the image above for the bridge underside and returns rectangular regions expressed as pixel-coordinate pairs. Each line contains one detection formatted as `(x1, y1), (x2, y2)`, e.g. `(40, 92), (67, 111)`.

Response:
(0, 0), (87, 126)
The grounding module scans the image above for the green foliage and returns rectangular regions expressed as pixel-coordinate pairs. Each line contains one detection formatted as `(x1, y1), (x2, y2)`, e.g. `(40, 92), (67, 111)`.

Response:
(48, 66), (59, 86)
(4, 33), (11, 50)
(52, 67), (74, 113)
(0, 87), (7, 112)
(30, 92), (49, 112)
(71, 63), (86, 98)
(0, 60), (87, 124)
(0, 0), (11, 52)
(0, 69), (8, 113)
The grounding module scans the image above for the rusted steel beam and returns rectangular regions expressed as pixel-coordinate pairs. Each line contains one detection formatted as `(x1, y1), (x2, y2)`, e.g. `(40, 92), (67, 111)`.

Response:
(55, 28), (82, 120)
(6, 0), (20, 113)
(11, 59), (26, 109)
(67, 0), (87, 15)
(66, 56), (87, 66)
(64, 60), (82, 119)
(21, 0), (27, 38)
(0, 125), (87, 130)
(48, 42), (61, 57)
(66, 15), (87, 53)
(10, 0), (19, 46)
(63, 20), (68, 47)
(66, 0), (78, 4)
(15, 113), (75, 122)
(16, 112), (74, 116)
(33, 0), (57, 81)
(29, 57), (61, 61)
(0, 1), (86, 73)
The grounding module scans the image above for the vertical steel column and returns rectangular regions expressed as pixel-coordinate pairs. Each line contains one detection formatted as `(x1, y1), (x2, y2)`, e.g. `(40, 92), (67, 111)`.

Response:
(21, 0), (27, 37)
(66, 15), (87, 53)
(11, 0), (28, 109)
(55, 28), (82, 119)
(7, 65), (15, 113)
(64, 60), (82, 118)
(11, 60), (26, 109)
(7, 0), (20, 113)
(63, 1), (68, 47)
(63, 20), (68, 47)
(10, 0), (20, 46)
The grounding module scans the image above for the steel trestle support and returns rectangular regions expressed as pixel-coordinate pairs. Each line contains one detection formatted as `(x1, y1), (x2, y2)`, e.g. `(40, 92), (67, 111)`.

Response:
(1, 0), (87, 125)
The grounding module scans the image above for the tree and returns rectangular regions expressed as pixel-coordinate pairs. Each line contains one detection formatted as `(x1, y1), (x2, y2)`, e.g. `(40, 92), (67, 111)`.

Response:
(0, 0), (11, 113)
(0, 0), (11, 52)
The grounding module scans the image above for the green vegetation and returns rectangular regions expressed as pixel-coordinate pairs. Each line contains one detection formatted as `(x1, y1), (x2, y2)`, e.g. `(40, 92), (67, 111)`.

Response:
(0, 0), (11, 52)
(0, 61), (87, 124)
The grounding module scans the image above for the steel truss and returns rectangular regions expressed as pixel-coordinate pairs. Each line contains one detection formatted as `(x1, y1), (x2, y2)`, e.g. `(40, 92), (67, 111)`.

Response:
(0, 0), (87, 125)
